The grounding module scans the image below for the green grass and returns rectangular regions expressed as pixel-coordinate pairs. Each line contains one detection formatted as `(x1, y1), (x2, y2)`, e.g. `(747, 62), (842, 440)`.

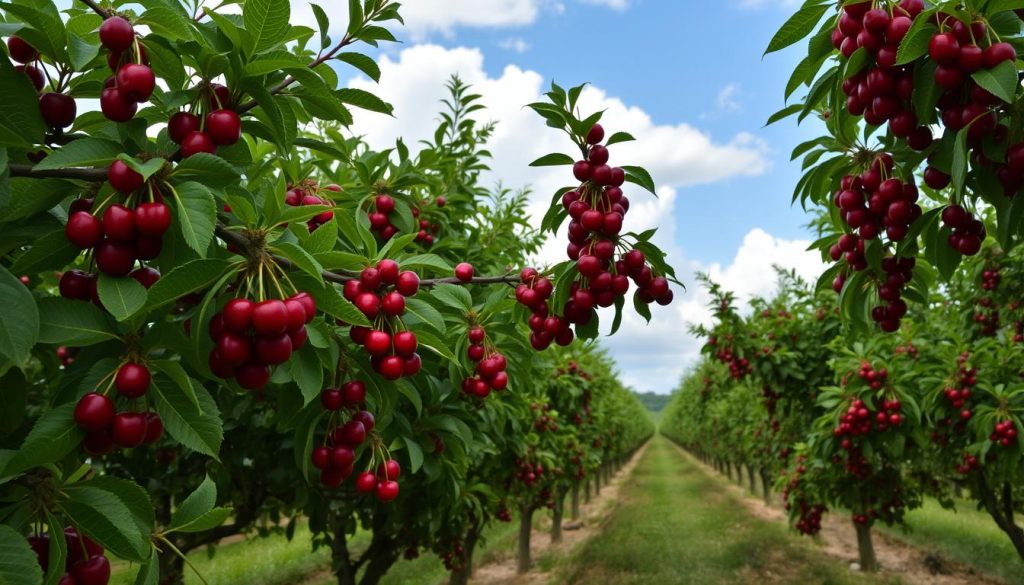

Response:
(555, 435), (897, 585)
(876, 499), (1024, 585)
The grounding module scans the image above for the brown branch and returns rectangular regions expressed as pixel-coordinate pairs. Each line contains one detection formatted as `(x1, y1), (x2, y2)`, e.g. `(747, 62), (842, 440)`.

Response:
(9, 164), (106, 181)
(78, 0), (109, 18)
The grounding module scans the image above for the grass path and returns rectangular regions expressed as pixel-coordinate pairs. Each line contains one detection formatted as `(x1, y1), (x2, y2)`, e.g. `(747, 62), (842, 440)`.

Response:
(555, 435), (896, 585)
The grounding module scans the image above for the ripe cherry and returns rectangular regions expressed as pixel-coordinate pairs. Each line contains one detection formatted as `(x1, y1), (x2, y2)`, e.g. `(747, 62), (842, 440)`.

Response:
(112, 412), (148, 448)
(454, 262), (474, 282)
(66, 212), (104, 249)
(404, 353), (422, 376)
(71, 555), (111, 585)
(331, 445), (355, 469)
(17, 64), (44, 90)
(252, 300), (289, 336)
(206, 109), (242, 145)
(223, 298), (255, 332)
(396, 271), (420, 297)
(311, 446), (331, 469)
(108, 160), (144, 193)
(168, 112), (201, 144)
(321, 388), (344, 411)
(435, 196), (447, 207)
(381, 291), (406, 316)
(355, 292), (380, 318)
(100, 16), (135, 51)
(289, 326), (308, 350)
(378, 459), (401, 480)
(95, 239), (136, 276)
(235, 362), (271, 390)
(102, 205), (136, 241)
(39, 93), (77, 128)
(290, 292), (316, 322)
(218, 332), (252, 365)
(74, 393), (115, 432)
(376, 480), (400, 502)
(7, 36), (37, 63)
(180, 131), (216, 157)
(393, 331), (417, 356)
(376, 259), (400, 284)
(337, 420), (366, 446)
(100, 87), (137, 122)
(208, 83), (232, 109)
(342, 380), (365, 404)
(115, 363), (150, 398)
(929, 32), (960, 65)
(355, 471), (377, 494)
(255, 333), (293, 365)
(353, 410), (375, 432)
(586, 124), (604, 145)
(142, 413), (164, 444)
(135, 235), (162, 260)
(134, 202), (171, 236)
(364, 330), (391, 356)
(379, 356), (405, 380)
(116, 64), (155, 102)
(60, 270), (95, 300)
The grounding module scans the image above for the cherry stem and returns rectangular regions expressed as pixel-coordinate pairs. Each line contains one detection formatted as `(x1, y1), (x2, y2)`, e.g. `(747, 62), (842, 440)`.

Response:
(78, 0), (108, 18)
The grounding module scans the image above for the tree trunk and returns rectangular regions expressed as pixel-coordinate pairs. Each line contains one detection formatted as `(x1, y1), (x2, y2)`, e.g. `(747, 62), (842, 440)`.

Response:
(448, 521), (482, 585)
(571, 482), (581, 521)
(604, 463), (611, 484)
(746, 464), (756, 492)
(854, 521), (879, 572)
(517, 505), (534, 574)
(978, 475), (1024, 560)
(595, 469), (602, 495)
(759, 468), (771, 505)
(551, 489), (566, 544)
(332, 531), (357, 585)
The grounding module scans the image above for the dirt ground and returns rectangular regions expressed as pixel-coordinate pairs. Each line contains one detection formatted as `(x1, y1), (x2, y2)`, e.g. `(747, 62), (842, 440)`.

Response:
(670, 442), (1007, 585)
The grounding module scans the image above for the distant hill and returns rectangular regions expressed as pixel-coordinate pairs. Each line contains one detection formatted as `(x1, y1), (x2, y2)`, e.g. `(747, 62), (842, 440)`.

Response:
(633, 391), (671, 413)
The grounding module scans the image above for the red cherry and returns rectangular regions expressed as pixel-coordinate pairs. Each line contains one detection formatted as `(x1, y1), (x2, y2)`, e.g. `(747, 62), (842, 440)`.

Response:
(379, 356), (405, 380)
(39, 93), (77, 128)
(320, 468), (347, 487)
(223, 298), (255, 332)
(491, 371), (509, 390)
(396, 271), (420, 297)
(71, 555), (111, 585)
(376, 480), (400, 502)
(108, 160), (144, 194)
(142, 413), (164, 444)
(353, 410), (376, 432)
(17, 64), (44, 90)
(168, 112), (201, 144)
(112, 412), (148, 447)
(375, 195), (395, 214)
(235, 362), (271, 390)
(337, 420), (366, 446)
(134, 202), (171, 236)
(435, 196), (447, 207)
(74, 393), (115, 432)
(339, 380), (365, 405)
(377, 459), (402, 480)
(404, 353), (422, 376)
(381, 291), (406, 316)
(360, 267), (382, 290)
(355, 292), (380, 318)
(255, 333), (292, 365)
(181, 131), (216, 157)
(364, 330), (391, 356)
(95, 239), (136, 276)
(102, 205), (136, 241)
(7, 36), (37, 63)
(208, 83), (232, 109)
(134, 235), (162, 261)
(206, 109), (242, 145)
(289, 326), (308, 350)
(984, 42), (1016, 69)
(66, 212), (104, 249)
(331, 445), (355, 469)
(100, 87), (137, 122)
(100, 16), (135, 51)
(116, 64), (155, 102)
(252, 300), (289, 336)
(586, 124), (604, 145)
(115, 363), (150, 398)
(60, 270), (95, 300)
(320, 388), (344, 411)
(282, 298), (306, 332)
(355, 471), (377, 494)
(929, 32), (960, 65)
(83, 430), (114, 456)
(218, 332), (252, 365)
(454, 262), (474, 282)
(393, 331), (417, 356)
(208, 350), (235, 379)
(311, 446), (331, 469)
(468, 326), (486, 344)
(290, 292), (316, 322)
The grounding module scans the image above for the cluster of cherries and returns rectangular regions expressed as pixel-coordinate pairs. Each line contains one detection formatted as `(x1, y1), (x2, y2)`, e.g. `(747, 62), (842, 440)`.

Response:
(311, 380), (397, 501)
(98, 17), (157, 124)
(207, 292), (317, 390)
(440, 540), (467, 572)
(782, 470), (825, 535)
(167, 82), (242, 157)
(531, 402), (559, 433)
(706, 336), (752, 380)
(956, 452), (980, 475)
(512, 454), (546, 489)
(832, 0), (933, 148)
(415, 213), (440, 246)
(461, 325), (509, 398)
(513, 267), (573, 351)
(29, 527), (109, 585)
(344, 260), (423, 380)
(285, 181), (338, 231)
(941, 204), (986, 256)
(7, 35), (78, 131)
(57, 346), (78, 368)
(62, 162), (171, 290)
(73, 362), (164, 455)
(831, 161), (922, 247)
(943, 352), (977, 427)
(366, 194), (401, 242)
(991, 420), (1018, 448)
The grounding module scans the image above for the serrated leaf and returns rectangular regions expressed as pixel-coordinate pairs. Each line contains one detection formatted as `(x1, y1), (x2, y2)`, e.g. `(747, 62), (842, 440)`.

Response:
(152, 360), (200, 410)
(337, 52), (380, 82)
(336, 88), (393, 115)
(290, 346), (323, 405)
(0, 51), (45, 148)
(529, 152), (575, 167)
(429, 283), (473, 312)
(896, 19), (936, 65)
(60, 486), (150, 562)
(168, 476), (216, 531)
(0, 525), (43, 585)
(143, 258), (234, 313)
(152, 375), (222, 460)
(243, 0), (290, 56)
(173, 153), (241, 188)
(2, 404), (83, 480)
(764, 2), (829, 55)
(403, 298), (445, 333)
(275, 241), (325, 284)
(405, 437), (423, 473)
(34, 138), (122, 170)
(0, 265), (38, 364)
(971, 60), (1018, 103)
(172, 182), (217, 257)
(37, 297), (118, 346)
(97, 275), (148, 322)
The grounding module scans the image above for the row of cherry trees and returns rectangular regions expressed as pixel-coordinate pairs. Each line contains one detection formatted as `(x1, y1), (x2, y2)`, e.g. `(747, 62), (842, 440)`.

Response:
(662, 248), (1024, 571)
(0, 1), (666, 584)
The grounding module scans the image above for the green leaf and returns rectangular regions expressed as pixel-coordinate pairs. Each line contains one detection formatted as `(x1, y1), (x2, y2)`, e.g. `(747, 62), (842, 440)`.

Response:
(896, 20), (936, 65)
(605, 131), (635, 146)
(116, 156), (167, 182)
(2, 404), (83, 480)
(764, 1), (829, 55)
(11, 229), (81, 275)
(288, 273), (370, 327)
(0, 265), (39, 364)
(172, 153), (242, 188)
(409, 329), (456, 362)
(172, 182), (217, 257)
(167, 476), (216, 532)
(2, 178), (76, 221)
(310, 3), (330, 49)
(400, 254), (452, 273)
(82, 476), (156, 537)
(405, 437), (424, 473)
(0, 51), (45, 147)
(34, 138), (122, 170)
(430, 283), (473, 312)
(274, 241), (325, 283)
(61, 486), (150, 562)
(529, 153), (575, 167)
(151, 360), (200, 410)
(0, 1), (68, 63)
(336, 88), (393, 115)
(765, 104), (803, 126)
(971, 60), (1018, 103)
(138, 0), (196, 41)
(337, 53), (381, 82)
(0, 525), (43, 585)
(44, 511), (67, 585)
(290, 346), (323, 405)
(621, 165), (657, 196)
(143, 258), (234, 313)
(97, 275), (148, 322)
(152, 375), (223, 459)
(952, 127), (969, 197)
(403, 298), (446, 333)
(347, 0), (364, 35)
(243, 0), (291, 56)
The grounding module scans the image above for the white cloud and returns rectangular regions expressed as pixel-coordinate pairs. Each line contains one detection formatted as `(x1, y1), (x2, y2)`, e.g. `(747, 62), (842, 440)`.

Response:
(579, 0), (630, 9)
(498, 37), (531, 53)
(736, 0), (800, 9)
(716, 83), (742, 112)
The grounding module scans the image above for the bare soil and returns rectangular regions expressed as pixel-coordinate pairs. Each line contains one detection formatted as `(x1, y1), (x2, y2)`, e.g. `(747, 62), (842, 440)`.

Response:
(670, 441), (1007, 585)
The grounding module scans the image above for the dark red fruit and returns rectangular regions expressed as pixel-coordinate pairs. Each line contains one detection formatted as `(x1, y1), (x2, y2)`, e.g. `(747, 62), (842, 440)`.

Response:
(66, 212), (104, 249)
(218, 332), (251, 365)
(95, 239), (136, 276)
(7, 36), (37, 64)
(102, 205), (137, 241)
(311, 446), (331, 469)
(60, 270), (94, 300)
(168, 112), (201, 144)
(134, 202), (171, 236)
(115, 363), (150, 398)
(108, 160), (144, 193)
(206, 109), (242, 145)
(396, 271), (419, 297)
(376, 480), (399, 502)
(454, 262), (474, 282)
(252, 300), (288, 336)
(223, 298), (255, 332)
(235, 362), (271, 390)
(100, 16), (135, 51)
(355, 471), (377, 494)
(180, 131), (216, 157)
(116, 64), (155, 102)
(100, 87), (138, 122)
(39, 93), (77, 128)
(112, 412), (148, 447)
(337, 420), (366, 446)
(142, 413), (164, 444)
(74, 393), (115, 432)
(71, 555), (111, 585)
(586, 124), (604, 145)
(255, 333), (292, 365)
(342, 380), (365, 404)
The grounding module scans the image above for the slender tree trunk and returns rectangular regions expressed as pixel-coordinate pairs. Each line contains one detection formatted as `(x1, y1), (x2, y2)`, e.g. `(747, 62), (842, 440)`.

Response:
(332, 531), (357, 585)
(854, 521), (878, 572)
(978, 476), (1024, 560)
(585, 478), (591, 502)
(517, 504), (534, 574)
(595, 469), (602, 495)
(571, 482), (581, 521)
(551, 489), (566, 544)
(746, 464), (756, 492)
(759, 468), (771, 505)
(604, 463), (611, 484)
(448, 521), (482, 585)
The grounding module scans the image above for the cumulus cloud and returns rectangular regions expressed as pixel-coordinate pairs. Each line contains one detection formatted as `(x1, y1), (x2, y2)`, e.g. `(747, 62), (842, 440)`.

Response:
(498, 37), (532, 53)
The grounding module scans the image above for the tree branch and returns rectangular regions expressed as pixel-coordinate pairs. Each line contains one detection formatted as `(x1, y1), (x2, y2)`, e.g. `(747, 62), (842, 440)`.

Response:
(78, 0), (108, 18)
(9, 164), (107, 181)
